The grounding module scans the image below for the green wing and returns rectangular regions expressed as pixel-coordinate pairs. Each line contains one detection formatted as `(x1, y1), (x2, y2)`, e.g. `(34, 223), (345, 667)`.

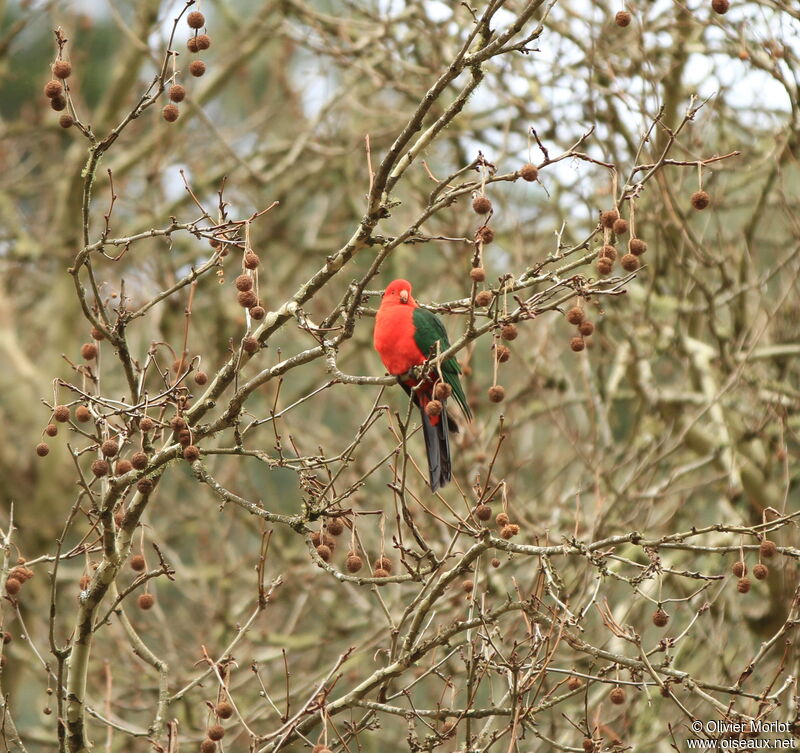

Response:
(412, 306), (472, 419)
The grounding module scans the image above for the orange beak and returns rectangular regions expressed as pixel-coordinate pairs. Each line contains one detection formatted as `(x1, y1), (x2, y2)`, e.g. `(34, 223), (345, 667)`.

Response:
(399, 290), (409, 303)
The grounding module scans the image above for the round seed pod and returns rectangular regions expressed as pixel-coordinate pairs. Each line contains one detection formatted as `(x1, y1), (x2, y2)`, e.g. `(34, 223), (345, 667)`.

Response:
(490, 558), (500, 568)
(621, 253), (640, 271)
(600, 209), (619, 228)
(652, 609), (669, 627)
(91, 459), (109, 477)
(194, 371), (208, 385)
(567, 675), (583, 691)
(615, 10), (632, 26)
(578, 320), (594, 336)
(470, 267), (486, 283)
(326, 518), (344, 536)
(488, 385), (505, 403)
(53, 405), (70, 423)
(753, 563), (768, 580)
(75, 406), (91, 423)
(130, 555), (146, 572)
(373, 568), (390, 579)
(50, 96), (67, 111)
(244, 251), (260, 269)
(496, 512), (510, 527)
(315, 545), (332, 562)
(731, 561), (746, 577)
(183, 445), (200, 461)
(138, 417), (154, 432)
(628, 238), (647, 255)
(101, 440), (119, 457)
(44, 80), (63, 98)
(90, 327), (105, 342)
(187, 11), (205, 28)
(116, 459), (133, 475)
(345, 555), (363, 573)
(170, 416), (187, 431)
(177, 429), (192, 447)
(36, 442), (50, 457)
(759, 539), (777, 558)
(138, 593), (155, 610)
(566, 307), (584, 325)
(476, 226), (495, 245)
(374, 557), (393, 573)
(500, 523), (519, 539)
(583, 740), (595, 753)
(136, 478), (154, 495)
(609, 686), (626, 704)
(187, 36), (199, 52)
(570, 337), (585, 352)
(200, 740), (216, 753)
(242, 337), (259, 354)
(189, 60), (206, 77)
(475, 290), (493, 307)
(712, 0), (729, 13)
(495, 344), (510, 362)
(472, 196), (492, 215)
(737, 577), (751, 593)
(59, 114), (74, 128)
(45, 424), (58, 437)
(519, 163), (538, 182)
(461, 579), (474, 593)
(434, 382), (452, 401)
(500, 323), (518, 341)
(162, 104), (179, 122)
(168, 84), (186, 102)
(131, 452), (148, 470)
(52, 60), (72, 79)
(600, 244), (617, 261)
(597, 258), (613, 276)
(196, 34), (211, 50)
(237, 290), (257, 308)
(612, 218), (629, 235)
(475, 504), (492, 521)
(250, 305), (266, 320)
(425, 400), (443, 418)
(215, 702), (233, 720)
(235, 274), (253, 291)
(690, 190), (710, 210)
(5, 578), (21, 596)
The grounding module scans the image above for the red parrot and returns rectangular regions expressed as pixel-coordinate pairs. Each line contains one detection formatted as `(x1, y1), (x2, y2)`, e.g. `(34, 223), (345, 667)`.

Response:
(373, 279), (471, 491)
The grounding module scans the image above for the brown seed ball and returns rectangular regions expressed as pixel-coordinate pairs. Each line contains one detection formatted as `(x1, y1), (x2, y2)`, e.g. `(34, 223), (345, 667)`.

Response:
(137, 593), (155, 610)
(90, 326), (105, 341)
(189, 60), (206, 77)
(3, 632), (11, 644)
(600, 244), (617, 261)
(753, 563), (768, 580)
(600, 209), (619, 228)
(578, 320), (594, 336)
(496, 512), (510, 527)
(712, 0), (729, 13)
(731, 561), (746, 577)
(597, 258), (613, 276)
(374, 568), (390, 579)
(653, 609), (669, 627)
(59, 113), (74, 128)
(475, 290), (493, 307)
(162, 104), (179, 122)
(425, 400), (443, 418)
(475, 504), (492, 521)
(131, 452), (149, 470)
(101, 439), (119, 457)
(215, 702), (233, 720)
(470, 267), (487, 283)
(374, 557), (393, 573)
(326, 518), (344, 536)
(476, 226), (495, 244)
(615, 10), (632, 26)
(434, 382), (452, 401)
(50, 96), (67, 111)
(187, 36), (199, 52)
(570, 337), (585, 352)
(495, 344), (510, 363)
(168, 84), (186, 103)
(53, 405), (70, 423)
(194, 371), (208, 386)
(690, 190), (710, 210)
(200, 740), (216, 753)
(244, 251), (260, 269)
(5, 578), (21, 596)
(621, 253), (640, 272)
(612, 218), (629, 235)
(139, 417), (154, 432)
(74, 406), (90, 423)
(242, 337), (259, 355)
(116, 459), (133, 475)
(196, 34), (211, 50)
(44, 80), (63, 98)
(187, 10), (205, 28)
(461, 579), (474, 593)
(567, 675), (583, 691)
(500, 523), (519, 539)
(609, 687), (626, 705)
(235, 273), (253, 291)
(490, 558), (500, 568)
(238, 290), (258, 308)
(53, 60), (72, 79)
(136, 478), (154, 495)
(566, 307), (584, 325)
(45, 423), (58, 437)
(177, 429), (192, 447)
(583, 740), (595, 753)
(316, 545), (332, 562)
(346, 555), (363, 573)
(36, 442), (50, 457)
(500, 323), (518, 341)
(91, 459), (109, 477)
(183, 445), (200, 462)
(737, 577), (751, 593)
(759, 540), (777, 558)
(130, 555), (146, 572)
(520, 163), (539, 182)
(472, 196), (492, 215)
(171, 416), (187, 431)
(628, 238), (648, 256)
(250, 305), (266, 320)
(488, 385), (506, 403)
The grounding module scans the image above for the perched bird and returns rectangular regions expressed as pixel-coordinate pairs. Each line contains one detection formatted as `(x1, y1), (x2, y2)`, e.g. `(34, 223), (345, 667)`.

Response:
(373, 279), (471, 490)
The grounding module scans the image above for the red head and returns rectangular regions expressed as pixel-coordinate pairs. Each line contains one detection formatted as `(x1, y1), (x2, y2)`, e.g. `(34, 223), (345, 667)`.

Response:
(382, 278), (416, 306)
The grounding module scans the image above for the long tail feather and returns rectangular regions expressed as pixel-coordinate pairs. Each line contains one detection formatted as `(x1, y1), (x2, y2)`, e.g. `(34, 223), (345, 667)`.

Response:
(420, 406), (451, 491)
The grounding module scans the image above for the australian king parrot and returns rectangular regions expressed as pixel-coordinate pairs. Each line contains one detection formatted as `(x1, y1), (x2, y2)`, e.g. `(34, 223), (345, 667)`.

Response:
(373, 279), (471, 491)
